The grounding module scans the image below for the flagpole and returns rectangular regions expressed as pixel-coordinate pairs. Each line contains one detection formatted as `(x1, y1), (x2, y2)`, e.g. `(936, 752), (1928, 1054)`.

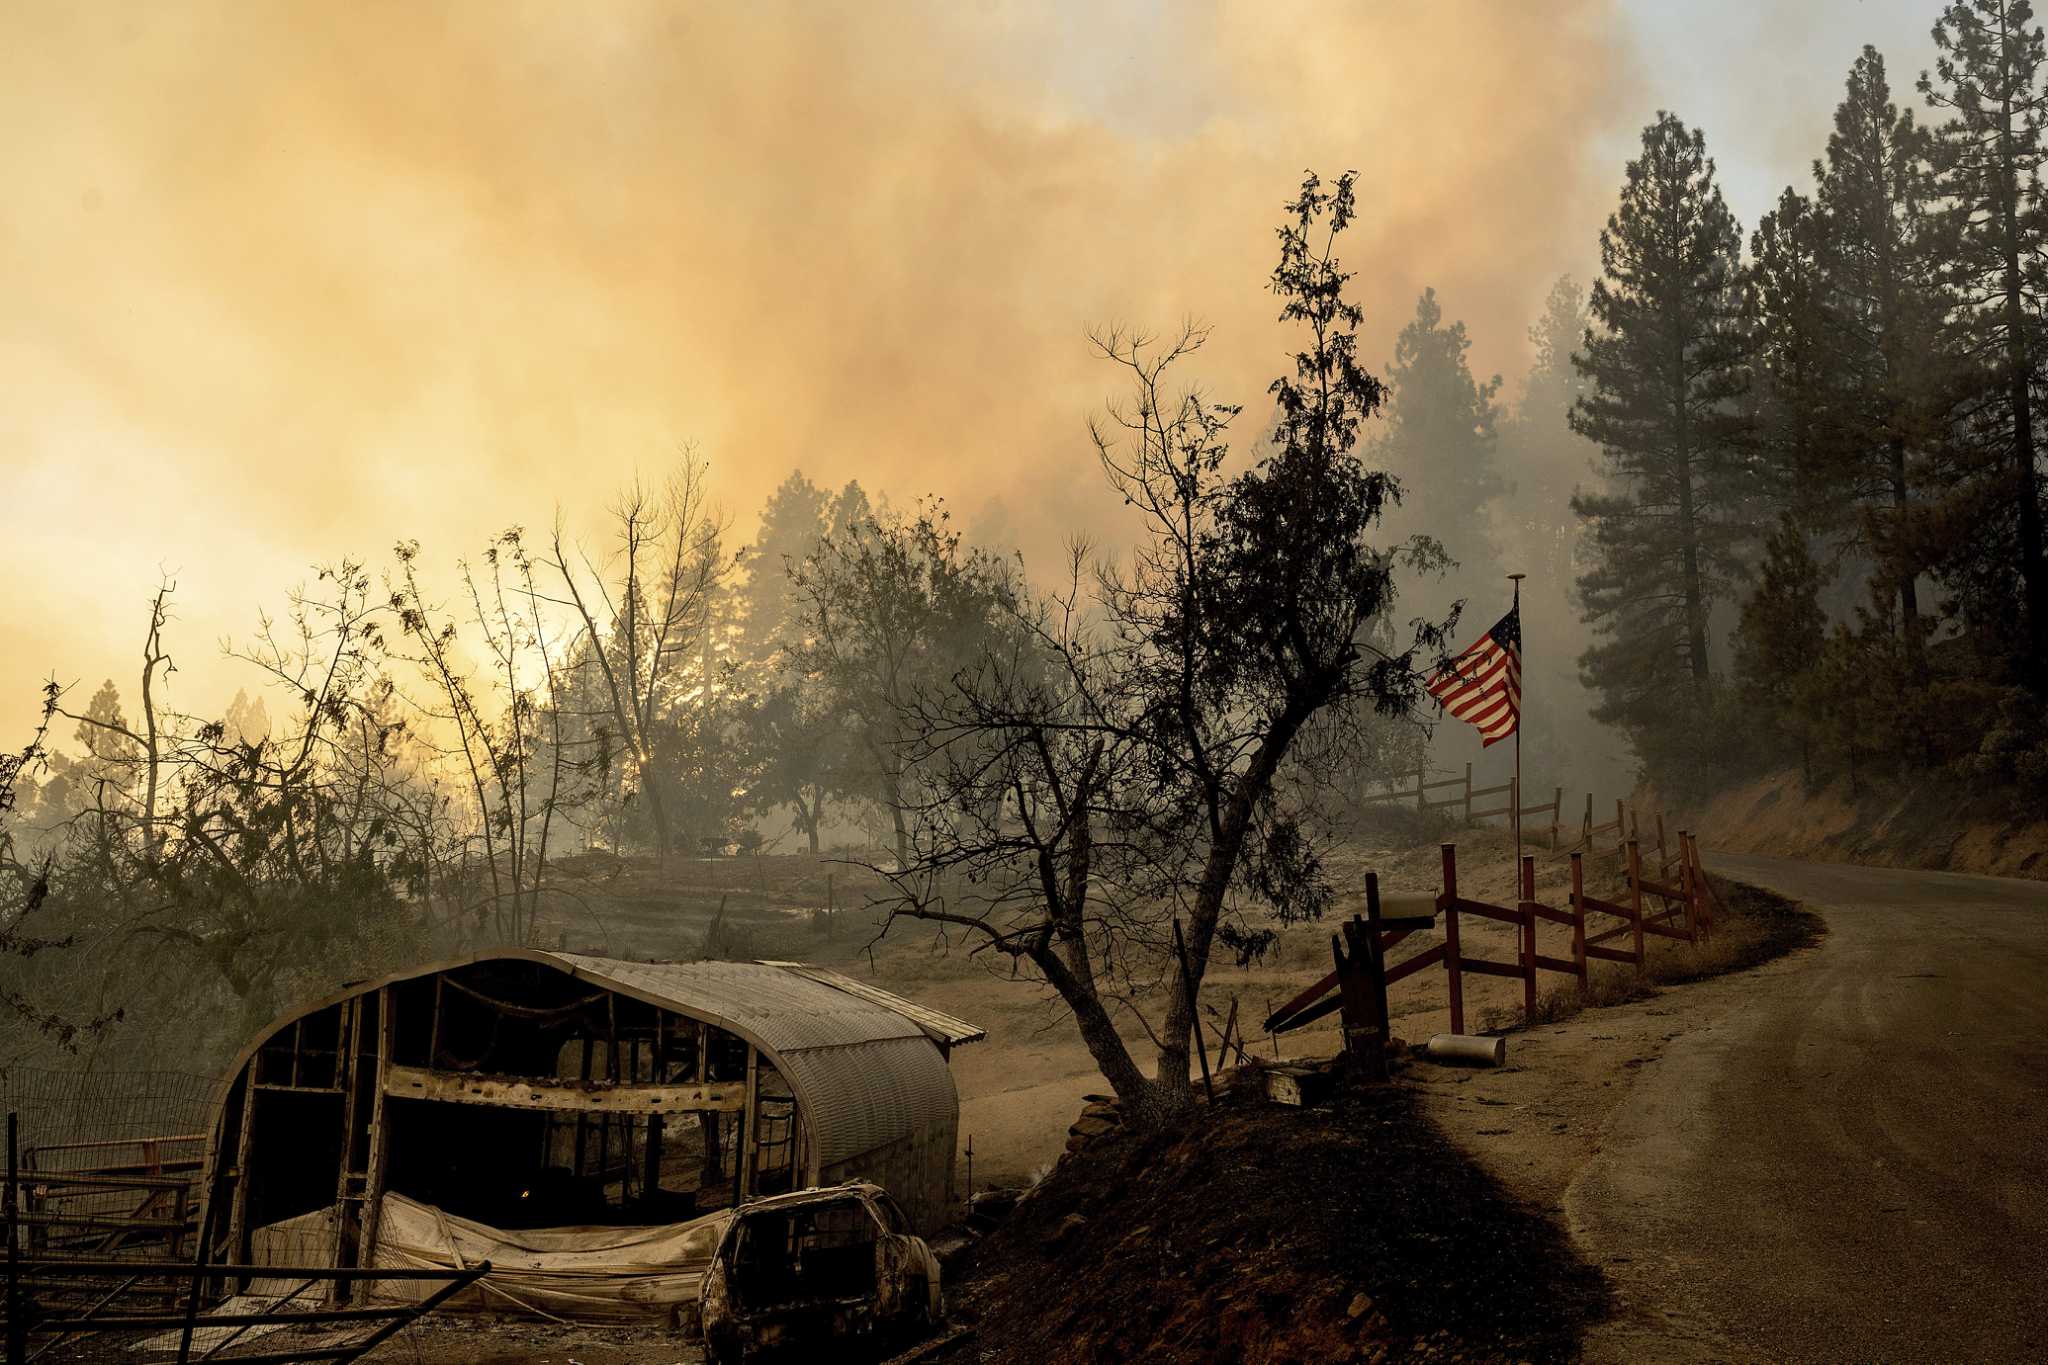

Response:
(1508, 573), (1525, 880)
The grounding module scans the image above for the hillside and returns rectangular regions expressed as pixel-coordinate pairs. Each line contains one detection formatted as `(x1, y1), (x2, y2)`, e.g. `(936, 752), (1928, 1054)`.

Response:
(1683, 772), (2048, 882)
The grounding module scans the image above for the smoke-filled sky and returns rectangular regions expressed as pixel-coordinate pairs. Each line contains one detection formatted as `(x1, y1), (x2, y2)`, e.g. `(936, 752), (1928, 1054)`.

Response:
(2, 0), (1940, 737)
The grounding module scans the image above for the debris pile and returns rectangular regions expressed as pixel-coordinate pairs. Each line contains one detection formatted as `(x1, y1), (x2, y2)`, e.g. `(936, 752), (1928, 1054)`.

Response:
(940, 1069), (1610, 1364)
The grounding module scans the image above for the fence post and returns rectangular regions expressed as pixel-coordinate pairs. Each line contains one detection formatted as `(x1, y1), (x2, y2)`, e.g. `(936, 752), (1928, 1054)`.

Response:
(1551, 787), (1563, 850)
(7, 1111), (20, 1365)
(1581, 792), (1593, 847)
(1337, 917), (1387, 1083)
(1462, 763), (1473, 825)
(1172, 919), (1215, 1103)
(1626, 839), (1647, 971)
(1441, 843), (1464, 1035)
(1364, 873), (1391, 1069)
(1693, 834), (1718, 934)
(1678, 832), (1701, 942)
(1615, 799), (1627, 863)
(1520, 854), (1537, 1022)
(1569, 852), (1589, 990)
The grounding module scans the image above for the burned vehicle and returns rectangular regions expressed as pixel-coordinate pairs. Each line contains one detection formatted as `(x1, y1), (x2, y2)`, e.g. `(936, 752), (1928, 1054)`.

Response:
(700, 1182), (944, 1362)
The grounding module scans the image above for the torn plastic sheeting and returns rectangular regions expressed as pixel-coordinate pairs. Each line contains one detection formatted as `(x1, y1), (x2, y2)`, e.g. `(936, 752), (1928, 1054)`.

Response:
(367, 1193), (733, 1325)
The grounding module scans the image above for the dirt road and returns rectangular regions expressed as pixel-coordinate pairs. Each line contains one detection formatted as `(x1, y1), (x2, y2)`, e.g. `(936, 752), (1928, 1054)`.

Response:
(1573, 852), (2047, 1362)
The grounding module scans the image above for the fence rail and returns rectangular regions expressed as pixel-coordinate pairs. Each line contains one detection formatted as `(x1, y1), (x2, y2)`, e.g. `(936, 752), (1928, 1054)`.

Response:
(1, 1115), (484, 1365)
(1265, 826), (1718, 1044)
(1358, 765), (1570, 846)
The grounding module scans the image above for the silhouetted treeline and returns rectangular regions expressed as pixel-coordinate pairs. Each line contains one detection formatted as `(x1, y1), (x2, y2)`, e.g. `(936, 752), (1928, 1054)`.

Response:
(1568, 3), (2048, 798)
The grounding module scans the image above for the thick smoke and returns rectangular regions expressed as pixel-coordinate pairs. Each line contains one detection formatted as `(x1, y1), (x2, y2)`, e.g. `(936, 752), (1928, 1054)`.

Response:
(0, 0), (1635, 727)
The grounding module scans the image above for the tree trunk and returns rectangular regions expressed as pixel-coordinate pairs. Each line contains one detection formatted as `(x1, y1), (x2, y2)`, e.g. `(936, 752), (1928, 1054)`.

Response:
(642, 770), (672, 860)
(2000, 122), (2048, 687)
(1668, 260), (1709, 694)
(1152, 695), (1319, 1109)
(1890, 436), (1925, 677)
(1033, 946), (1162, 1117)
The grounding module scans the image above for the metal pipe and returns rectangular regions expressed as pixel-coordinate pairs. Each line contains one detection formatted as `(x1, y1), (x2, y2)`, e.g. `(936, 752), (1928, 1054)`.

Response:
(1423, 1034), (1507, 1068)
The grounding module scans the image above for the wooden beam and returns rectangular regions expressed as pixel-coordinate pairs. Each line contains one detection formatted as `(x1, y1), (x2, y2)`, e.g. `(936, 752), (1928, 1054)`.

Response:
(574, 1037), (593, 1175)
(1627, 839), (1647, 969)
(1520, 855), (1537, 1022)
(1449, 897), (1524, 927)
(381, 1065), (747, 1115)
(327, 996), (363, 1304)
(739, 1046), (760, 1199)
(1382, 941), (1446, 986)
(355, 987), (396, 1285)
(1630, 875), (1691, 902)
(1570, 852), (1589, 989)
(1442, 843), (1464, 1036)
(223, 1072), (258, 1276)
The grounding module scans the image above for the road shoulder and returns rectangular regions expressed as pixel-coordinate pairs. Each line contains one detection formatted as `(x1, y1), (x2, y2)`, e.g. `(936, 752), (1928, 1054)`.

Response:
(1411, 881), (1827, 1360)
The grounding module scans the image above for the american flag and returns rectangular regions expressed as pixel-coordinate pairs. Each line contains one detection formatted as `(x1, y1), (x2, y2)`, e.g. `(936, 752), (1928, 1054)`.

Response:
(1426, 606), (1521, 746)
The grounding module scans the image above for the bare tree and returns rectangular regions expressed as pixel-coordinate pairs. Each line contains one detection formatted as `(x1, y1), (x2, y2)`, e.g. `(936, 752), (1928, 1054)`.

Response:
(543, 454), (730, 859)
(872, 173), (1452, 1124)
(389, 531), (595, 942)
(55, 577), (178, 864)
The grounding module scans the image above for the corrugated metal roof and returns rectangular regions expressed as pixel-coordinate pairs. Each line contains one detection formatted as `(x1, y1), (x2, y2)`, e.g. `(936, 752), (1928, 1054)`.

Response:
(534, 954), (963, 1169)
(753, 961), (987, 1047)
(544, 956), (927, 1054)
(215, 951), (971, 1174)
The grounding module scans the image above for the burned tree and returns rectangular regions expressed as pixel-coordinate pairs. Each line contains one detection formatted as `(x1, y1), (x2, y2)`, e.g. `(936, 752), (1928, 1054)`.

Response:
(874, 172), (1449, 1124)
(543, 455), (730, 859)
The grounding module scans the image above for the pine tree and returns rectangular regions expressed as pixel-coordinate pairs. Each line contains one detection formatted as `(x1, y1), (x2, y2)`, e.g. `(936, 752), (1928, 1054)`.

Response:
(1813, 45), (1947, 664)
(1735, 516), (1829, 778)
(223, 689), (271, 747)
(1921, 0), (2048, 684)
(737, 470), (831, 661)
(1748, 187), (1834, 518)
(1496, 277), (1609, 794)
(1518, 277), (1596, 486)
(1377, 288), (1504, 595)
(1571, 113), (1758, 756)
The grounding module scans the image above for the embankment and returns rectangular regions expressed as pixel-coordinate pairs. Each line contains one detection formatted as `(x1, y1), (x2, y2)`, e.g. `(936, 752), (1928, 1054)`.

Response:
(1680, 770), (2048, 882)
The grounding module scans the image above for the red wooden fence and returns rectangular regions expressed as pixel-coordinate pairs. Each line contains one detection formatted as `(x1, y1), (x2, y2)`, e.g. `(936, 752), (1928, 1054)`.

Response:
(1264, 832), (1720, 1042)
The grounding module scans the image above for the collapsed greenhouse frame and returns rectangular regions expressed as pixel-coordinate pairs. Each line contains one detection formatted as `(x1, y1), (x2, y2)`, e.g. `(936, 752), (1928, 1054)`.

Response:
(193, 951), (983, 1298)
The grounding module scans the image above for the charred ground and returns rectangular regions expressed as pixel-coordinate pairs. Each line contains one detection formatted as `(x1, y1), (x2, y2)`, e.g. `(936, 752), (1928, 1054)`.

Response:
(939, 1071), (1611, 1365)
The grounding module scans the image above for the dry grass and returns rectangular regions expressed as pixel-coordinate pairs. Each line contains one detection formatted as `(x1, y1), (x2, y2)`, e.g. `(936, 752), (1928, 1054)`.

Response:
(1479, 876), (1823, 1033)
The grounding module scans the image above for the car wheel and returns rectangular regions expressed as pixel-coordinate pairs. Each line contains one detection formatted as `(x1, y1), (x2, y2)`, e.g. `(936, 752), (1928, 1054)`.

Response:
(904, 1277), (936, 1340)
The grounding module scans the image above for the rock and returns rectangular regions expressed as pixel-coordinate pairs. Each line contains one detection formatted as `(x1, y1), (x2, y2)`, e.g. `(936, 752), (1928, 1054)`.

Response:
(1347, 1291), (1374, 1319)
(968, 1187), (1023, 1223)
(1045, 1211), (1087, 1247)
(1068, 1113), (1119, 1139)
